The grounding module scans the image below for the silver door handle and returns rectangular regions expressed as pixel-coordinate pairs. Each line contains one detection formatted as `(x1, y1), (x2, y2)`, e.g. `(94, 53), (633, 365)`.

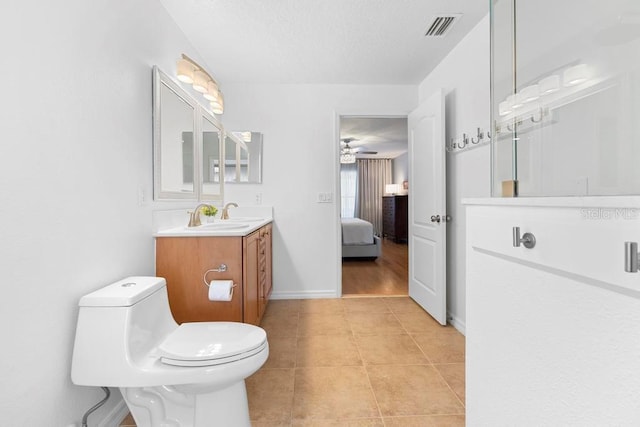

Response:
(625, 242), (639, 273)
(513, 227), (536, 249)
(430, 215), (440, 223)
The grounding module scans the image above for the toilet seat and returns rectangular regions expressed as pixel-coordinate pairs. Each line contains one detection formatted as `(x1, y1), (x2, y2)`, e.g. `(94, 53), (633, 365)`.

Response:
(158, 322), (267, 367)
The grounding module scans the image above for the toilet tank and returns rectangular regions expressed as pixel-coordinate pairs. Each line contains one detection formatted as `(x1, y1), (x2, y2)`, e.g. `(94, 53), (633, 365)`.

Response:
(72, 276), (179, 386)
(77, 276), (166, 307)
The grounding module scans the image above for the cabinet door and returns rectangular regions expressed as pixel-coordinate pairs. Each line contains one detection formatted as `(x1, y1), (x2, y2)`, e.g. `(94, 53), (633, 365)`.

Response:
(243, 231), (260, 325)
(262, 224), (273, 303)
(156, 237), (243, 323)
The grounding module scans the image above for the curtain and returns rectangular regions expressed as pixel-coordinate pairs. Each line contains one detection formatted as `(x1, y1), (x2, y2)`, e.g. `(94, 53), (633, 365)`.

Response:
(340, 163), (358, 218)
(356, 159), (392, 236)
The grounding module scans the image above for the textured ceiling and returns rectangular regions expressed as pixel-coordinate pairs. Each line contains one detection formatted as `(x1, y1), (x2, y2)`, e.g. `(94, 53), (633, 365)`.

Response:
(159, 0), (488, 85)
(340, 117), (408, 159)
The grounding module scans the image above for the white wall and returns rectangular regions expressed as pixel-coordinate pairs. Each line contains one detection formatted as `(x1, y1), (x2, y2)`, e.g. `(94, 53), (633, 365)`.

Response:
(221, 84), (417, 298)
(417, 15), (491, 331)
(392, 152), (409, 186)
(0, 1), (207, 425)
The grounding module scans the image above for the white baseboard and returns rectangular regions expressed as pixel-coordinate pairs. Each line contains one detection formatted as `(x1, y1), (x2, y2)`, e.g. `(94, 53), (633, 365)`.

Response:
(270, 290), (339, 300)
(448, 314), (466, 336)
(97, 397), (128, 427)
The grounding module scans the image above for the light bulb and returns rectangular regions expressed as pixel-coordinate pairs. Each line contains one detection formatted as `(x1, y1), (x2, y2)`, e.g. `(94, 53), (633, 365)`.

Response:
(176, 58), (194, 84)
(192, 70), (209, 93)
(203, 80), (219, 101)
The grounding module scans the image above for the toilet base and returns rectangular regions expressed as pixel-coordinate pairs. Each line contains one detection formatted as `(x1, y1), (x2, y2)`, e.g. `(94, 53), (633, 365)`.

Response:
(122, 380), (251, 427)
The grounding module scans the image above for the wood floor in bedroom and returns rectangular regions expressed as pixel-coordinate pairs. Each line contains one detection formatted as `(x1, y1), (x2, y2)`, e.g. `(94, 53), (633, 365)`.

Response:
(342, 238), (408, 296)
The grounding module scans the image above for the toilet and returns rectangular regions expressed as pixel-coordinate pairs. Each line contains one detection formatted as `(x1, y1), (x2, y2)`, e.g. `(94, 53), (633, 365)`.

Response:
(71, 276), (268, 427)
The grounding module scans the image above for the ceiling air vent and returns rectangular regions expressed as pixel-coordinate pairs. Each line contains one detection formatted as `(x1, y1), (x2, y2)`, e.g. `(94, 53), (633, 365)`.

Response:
(424, 14), (461, 37)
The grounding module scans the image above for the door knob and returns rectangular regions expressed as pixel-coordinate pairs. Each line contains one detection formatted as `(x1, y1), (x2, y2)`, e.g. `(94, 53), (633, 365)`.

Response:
(430, 215), (441, 223)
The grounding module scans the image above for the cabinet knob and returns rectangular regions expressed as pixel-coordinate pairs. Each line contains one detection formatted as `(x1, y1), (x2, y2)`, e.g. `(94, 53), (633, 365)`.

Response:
(513, 227), (536, 249)
(625, 241), (640, 273)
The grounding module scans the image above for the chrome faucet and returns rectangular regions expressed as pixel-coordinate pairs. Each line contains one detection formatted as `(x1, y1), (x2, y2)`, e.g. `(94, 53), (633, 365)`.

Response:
(221, 202), (238, 220)
(188, 204), (214, 227)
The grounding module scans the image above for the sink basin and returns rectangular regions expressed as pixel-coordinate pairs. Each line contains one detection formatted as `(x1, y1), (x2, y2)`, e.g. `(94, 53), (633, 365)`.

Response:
(184, 222), (251, 231)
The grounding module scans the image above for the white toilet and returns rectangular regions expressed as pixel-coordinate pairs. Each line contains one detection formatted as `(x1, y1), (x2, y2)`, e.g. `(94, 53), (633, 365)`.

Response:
(71, 276), (268, 427)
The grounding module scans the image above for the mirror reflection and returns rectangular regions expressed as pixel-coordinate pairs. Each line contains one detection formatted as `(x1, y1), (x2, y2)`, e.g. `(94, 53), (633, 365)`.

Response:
(202, 115), (222, 196)
(159, 82), (196, 196)
(224, 131), (263, 184)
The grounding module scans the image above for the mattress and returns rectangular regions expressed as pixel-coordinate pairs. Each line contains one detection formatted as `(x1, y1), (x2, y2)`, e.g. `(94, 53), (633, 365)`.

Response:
(341, 218), (374, 245)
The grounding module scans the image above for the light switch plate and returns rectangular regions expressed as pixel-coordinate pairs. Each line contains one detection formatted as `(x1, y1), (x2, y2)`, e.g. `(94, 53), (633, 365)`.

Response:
(317, 192), (333, 203)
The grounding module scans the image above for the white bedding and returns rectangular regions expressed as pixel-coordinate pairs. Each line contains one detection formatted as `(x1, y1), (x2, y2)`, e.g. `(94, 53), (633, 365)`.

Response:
(341, 218), (374, 245)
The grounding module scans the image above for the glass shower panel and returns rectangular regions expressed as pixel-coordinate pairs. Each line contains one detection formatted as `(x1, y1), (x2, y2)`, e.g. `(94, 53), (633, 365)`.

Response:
(491, 0), (640, 196)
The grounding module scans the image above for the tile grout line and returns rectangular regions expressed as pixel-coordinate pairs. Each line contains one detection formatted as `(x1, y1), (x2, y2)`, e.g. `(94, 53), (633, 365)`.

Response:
(392, 301), (466, 416)
(289, 309), (300, 426)
(431, 362), (466, 411)
(349, 300), (387, 424)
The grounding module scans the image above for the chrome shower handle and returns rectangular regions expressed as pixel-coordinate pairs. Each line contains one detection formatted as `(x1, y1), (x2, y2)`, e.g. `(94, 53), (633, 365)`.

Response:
(513, 227), (536, 249)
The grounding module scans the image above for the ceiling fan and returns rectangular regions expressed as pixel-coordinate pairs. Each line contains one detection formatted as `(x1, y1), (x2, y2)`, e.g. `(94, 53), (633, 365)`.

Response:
(340, 138), (357, 164)
(340, 137), (378, 159)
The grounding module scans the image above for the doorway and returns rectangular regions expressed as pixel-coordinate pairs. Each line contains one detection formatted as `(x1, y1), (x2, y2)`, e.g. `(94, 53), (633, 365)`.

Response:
(338, 116), (409, 297)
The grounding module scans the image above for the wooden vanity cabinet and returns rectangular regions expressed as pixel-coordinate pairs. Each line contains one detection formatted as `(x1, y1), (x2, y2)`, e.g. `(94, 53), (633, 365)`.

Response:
(155, 223), (273, 325)
(242, 223), (273, 325)
(260, 224), (273, 314)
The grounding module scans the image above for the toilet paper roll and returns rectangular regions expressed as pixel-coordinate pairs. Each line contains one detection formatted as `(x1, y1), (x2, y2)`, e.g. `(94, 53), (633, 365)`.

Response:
(208, 280), (234, 301)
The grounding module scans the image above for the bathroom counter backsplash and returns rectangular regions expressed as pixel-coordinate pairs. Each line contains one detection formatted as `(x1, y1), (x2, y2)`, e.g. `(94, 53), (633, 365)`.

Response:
(152, 206), (273, 237)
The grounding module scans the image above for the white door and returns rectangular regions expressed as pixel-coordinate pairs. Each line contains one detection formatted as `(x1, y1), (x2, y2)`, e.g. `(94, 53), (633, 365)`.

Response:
(408, 89), (447, 325)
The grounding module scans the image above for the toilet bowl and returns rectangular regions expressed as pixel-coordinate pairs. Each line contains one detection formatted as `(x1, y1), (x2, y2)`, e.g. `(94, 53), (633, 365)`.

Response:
(71, 276), (268, 427)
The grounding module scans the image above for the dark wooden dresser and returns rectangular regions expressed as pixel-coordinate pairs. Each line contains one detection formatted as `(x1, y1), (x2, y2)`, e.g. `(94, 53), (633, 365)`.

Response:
(382, 194), (408, 243)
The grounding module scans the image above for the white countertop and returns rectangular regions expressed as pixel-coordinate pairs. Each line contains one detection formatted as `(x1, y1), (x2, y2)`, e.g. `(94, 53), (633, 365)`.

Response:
(152, 206), (273, 237)
(153, 218), (272, 237)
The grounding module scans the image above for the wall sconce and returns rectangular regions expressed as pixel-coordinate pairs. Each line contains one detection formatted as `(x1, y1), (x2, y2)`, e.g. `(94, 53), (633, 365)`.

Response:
(176, 54), (224, 114)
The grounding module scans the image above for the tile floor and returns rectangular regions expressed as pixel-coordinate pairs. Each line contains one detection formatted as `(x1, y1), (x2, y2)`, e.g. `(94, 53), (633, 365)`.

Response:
(120, 297), (465, 426)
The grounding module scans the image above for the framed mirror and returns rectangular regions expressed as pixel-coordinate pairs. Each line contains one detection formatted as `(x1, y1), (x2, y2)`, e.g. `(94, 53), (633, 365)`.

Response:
(153, 66), (224, 200)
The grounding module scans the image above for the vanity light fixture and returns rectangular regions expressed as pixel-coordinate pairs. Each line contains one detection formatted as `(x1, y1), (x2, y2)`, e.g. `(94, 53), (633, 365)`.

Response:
(240, 132), (252, 142)
(539, 74), (560, 95)
(176, 58), (195, 84)
(498, 100), (512, 116)
(563, 64), (589, 86)
(520, 84), (540, 103)
(176, 54), (224, 114)
(508, 94), (523, 109)
(210, 91), (224, 115)
(203, 81), (219, 102)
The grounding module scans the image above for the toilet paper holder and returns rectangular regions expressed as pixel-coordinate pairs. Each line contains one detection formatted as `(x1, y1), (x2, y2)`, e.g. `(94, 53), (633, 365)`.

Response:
(203, 264), (236, 288)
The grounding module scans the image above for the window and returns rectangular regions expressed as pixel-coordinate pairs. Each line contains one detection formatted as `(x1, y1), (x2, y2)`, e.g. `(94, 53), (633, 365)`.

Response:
(340, 163), (357, 218)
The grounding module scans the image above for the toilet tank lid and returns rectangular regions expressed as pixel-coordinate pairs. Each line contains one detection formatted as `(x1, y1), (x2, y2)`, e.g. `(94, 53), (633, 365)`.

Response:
(78, 277), (166, 307)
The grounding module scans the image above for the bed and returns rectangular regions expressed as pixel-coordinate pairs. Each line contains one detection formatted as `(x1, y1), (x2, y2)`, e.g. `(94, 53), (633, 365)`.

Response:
(341, 218), (381, 259)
